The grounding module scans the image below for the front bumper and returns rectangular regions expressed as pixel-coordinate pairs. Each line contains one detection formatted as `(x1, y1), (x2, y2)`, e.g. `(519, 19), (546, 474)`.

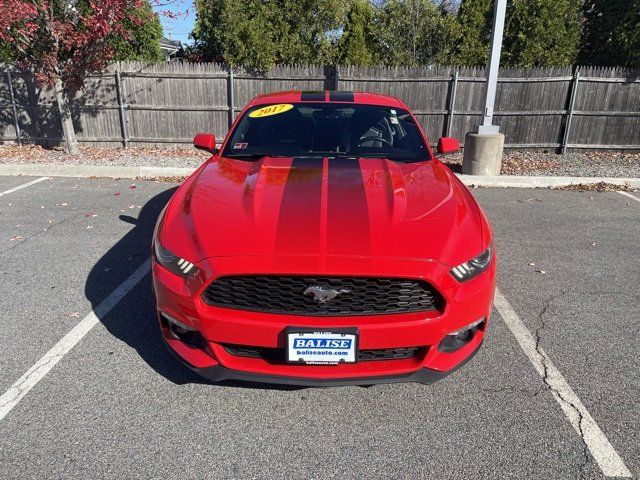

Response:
(162, 331), (484, 386)
(152, 255), (496, 386)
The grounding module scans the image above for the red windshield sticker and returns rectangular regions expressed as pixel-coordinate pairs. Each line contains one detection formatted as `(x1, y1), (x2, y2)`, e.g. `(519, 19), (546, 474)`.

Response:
(233, 142), (248, 149)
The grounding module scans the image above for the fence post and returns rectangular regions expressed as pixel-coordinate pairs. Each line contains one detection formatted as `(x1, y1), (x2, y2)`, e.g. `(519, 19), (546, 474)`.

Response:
(445, 70), (459, 138)
(6, 70), (22, 146)
(227, 67), (235, 129)
(334, 65), (340, 91)
(561, 68), (580, 154)
(114, 63), (129, 148)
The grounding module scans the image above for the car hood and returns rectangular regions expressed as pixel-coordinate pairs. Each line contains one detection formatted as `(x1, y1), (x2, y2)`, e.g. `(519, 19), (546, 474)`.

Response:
(161, 156), (485, 268)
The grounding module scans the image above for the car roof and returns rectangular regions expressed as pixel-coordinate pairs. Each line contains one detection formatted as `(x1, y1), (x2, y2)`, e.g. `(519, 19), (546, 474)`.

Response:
(248, 91), (407, 109)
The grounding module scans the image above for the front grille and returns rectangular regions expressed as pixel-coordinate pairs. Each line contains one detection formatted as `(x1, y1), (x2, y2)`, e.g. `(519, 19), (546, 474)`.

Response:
(223, 344), (425, 363)
(202, 276), (443, 316)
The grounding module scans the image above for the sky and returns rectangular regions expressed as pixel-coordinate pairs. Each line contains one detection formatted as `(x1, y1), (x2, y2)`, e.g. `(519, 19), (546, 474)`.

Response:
(152, 0), (196, 45)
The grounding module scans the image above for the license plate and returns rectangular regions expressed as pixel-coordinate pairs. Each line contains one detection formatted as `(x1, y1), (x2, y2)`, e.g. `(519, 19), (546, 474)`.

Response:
(286, 328), (358, 365)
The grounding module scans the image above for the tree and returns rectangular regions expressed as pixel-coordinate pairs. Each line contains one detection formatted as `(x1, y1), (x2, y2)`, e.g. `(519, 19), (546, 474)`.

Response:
(0, 41), (13, 63)
(112, 2), (164, 62)
(1, 4), (163, 64)
(451, 0), (492, 65)
(338, 0), (377, 66)
(0, 1), (165, 154)
(503, 0), (581, 67)
(191, 0), (227, 63)
(580, 0), (640, 67)
(452, 0), (582, 67)
(374, 0), (460, 66)
(192, 0), (348, 72)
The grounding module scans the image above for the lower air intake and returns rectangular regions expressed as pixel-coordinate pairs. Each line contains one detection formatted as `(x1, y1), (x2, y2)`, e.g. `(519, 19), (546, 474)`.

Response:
(223, 345), (425, 362)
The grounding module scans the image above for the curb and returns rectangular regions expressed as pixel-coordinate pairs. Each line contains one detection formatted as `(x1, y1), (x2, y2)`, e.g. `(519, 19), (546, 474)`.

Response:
(457, 174), (640, 189)
(0, 164), (196, 179)
(1, 163), (639, 189)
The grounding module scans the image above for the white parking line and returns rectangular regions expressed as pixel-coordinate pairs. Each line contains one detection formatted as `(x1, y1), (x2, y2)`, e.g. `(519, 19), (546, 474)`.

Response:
(0, 176), (49, 196)
(494, 288), (631, 478)
(0, 259), (150, 422)
(617, 191), (640, 204)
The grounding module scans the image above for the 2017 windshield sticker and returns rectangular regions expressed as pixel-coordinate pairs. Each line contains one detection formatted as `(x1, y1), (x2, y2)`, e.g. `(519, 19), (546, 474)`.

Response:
(249, 103), (294, 118)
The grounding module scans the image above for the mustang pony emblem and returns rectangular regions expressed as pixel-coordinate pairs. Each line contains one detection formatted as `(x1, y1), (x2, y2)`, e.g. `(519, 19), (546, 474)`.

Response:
(303, 286), (351, 303)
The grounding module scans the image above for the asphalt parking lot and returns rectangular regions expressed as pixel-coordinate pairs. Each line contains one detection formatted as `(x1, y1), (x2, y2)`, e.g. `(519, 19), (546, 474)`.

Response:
(0, 175), (638, 479)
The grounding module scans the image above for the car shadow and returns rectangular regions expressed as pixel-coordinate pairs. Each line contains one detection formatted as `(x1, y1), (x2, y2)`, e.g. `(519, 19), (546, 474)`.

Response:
(84, 186), (303, 390)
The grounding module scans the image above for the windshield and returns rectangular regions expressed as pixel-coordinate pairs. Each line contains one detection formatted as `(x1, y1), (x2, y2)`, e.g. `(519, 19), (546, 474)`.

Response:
(222, 103), (430, 162)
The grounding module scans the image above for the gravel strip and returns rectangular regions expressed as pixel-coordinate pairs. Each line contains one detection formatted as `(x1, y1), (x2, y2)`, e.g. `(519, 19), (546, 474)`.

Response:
(442, 150), (640, 177)
(2, 145), (640, 178)
(0, 145), (209, 169)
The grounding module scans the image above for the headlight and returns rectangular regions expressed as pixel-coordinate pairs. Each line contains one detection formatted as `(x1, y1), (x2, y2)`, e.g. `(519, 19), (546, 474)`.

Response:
(154, 241), (199, 277)
(450, 247), (492, 282)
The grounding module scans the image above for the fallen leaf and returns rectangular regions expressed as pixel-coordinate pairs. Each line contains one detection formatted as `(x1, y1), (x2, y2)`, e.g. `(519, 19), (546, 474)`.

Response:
(528, 262), (535, 266)
(10, 235), (22, 241)
(129, 184), (137, 189)
(15, 224), (21, 228)
(60, 202), (68, 206)
(114, 192), (120, 196)
(86, 225), (94, 229)
(85, 213), (98, 218)
(536, 270), (546, 274)
(590, 242), (596, 246)
(69, 312), (80, 318)
(128, 204), (135, 209)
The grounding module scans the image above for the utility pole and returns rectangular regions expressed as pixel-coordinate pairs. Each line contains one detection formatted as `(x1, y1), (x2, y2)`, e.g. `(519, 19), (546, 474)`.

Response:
(476, 0), (507, 134)
(462, 0), (507, 176)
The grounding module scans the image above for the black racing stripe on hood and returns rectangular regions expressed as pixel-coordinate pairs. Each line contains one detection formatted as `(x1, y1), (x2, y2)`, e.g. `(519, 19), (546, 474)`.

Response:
(275, 157), (324, 255)
(327, 157), (371, 255)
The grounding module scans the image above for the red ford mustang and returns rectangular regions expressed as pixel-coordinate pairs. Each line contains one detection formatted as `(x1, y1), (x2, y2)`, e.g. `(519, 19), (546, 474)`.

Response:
(152, 90), (496, 386)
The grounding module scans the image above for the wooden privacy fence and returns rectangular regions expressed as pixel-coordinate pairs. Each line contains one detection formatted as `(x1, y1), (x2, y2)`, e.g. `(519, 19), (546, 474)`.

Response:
(1, 62), (639, 151)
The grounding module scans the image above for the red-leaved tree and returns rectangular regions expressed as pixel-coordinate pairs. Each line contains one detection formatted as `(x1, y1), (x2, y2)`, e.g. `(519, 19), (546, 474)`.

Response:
(0, 0), (181, 154)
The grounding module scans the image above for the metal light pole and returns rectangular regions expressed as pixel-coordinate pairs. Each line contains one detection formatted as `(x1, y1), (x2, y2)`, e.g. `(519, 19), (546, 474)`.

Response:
(462, 0), (507, 176)
(476, 0), (507, 134)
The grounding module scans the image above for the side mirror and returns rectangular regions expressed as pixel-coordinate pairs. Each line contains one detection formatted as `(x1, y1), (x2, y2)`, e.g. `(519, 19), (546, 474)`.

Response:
(436, 137), (460, 155)
(193, 133), (217, 153)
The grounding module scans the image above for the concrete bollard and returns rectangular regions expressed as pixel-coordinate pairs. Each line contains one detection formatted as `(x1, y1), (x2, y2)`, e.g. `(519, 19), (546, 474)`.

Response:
(462, 133), (505, 176)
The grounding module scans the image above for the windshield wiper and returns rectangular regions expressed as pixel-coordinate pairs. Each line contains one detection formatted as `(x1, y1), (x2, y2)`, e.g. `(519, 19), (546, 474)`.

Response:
(225, 152), (290, 159)
(353, 152), (426, 162)
(307, 151), (420, 161)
